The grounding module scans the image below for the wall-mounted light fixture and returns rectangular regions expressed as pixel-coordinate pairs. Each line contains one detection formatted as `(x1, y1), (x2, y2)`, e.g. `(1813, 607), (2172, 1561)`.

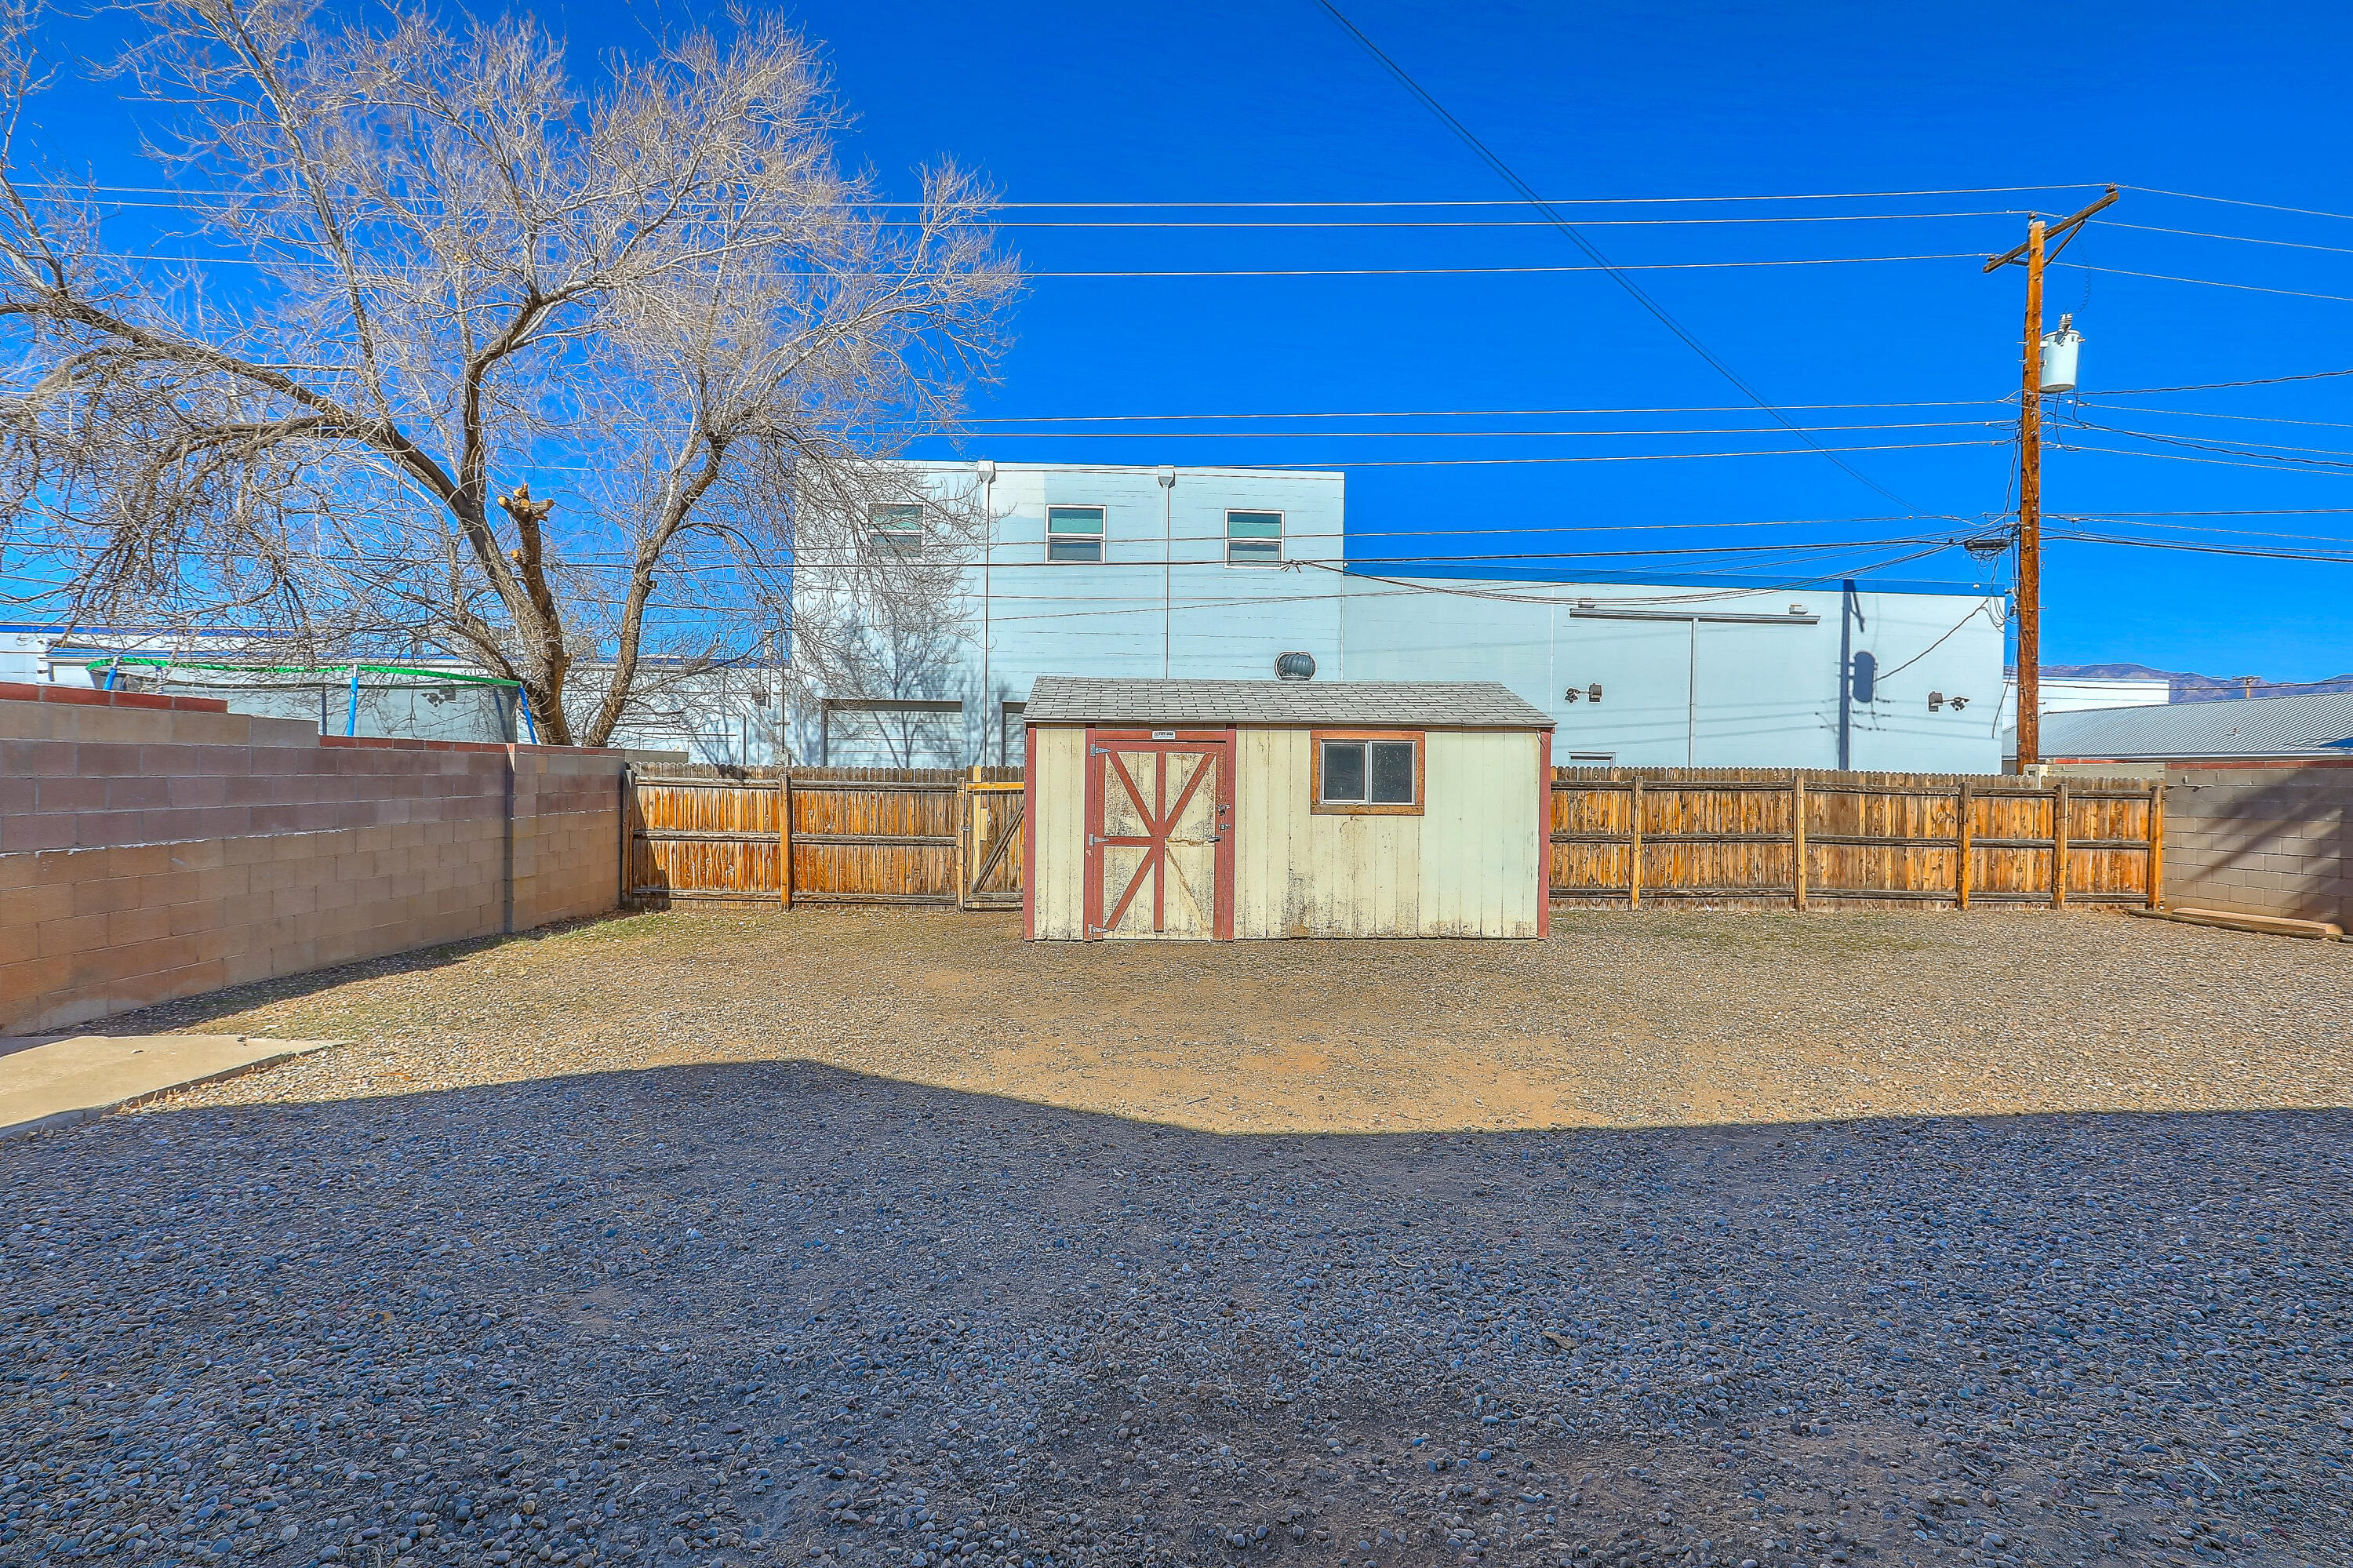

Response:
(1564, 682), (1602, 704)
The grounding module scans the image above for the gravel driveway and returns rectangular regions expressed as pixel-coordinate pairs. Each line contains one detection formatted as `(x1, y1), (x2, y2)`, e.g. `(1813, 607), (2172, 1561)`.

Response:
(4, 908), (2351, 1568)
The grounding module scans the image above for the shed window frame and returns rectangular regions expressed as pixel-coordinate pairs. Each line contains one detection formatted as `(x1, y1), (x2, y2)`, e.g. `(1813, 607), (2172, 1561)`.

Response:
(1046, 504), (1107, 564)
(1309, 728), (1425, 816)
(1226, 508), (1284, 566)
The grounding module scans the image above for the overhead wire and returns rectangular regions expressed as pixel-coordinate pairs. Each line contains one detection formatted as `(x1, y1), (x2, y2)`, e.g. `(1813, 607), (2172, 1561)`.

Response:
(2120, 185), (2353, 224)
(2055, 262), (2353, 305)
(51, 181), (2110, 209)
(68, 195), (2032, 228)
(2071, 402), (2353, 431)
(960, 398), (2013, 424)
(937, 419), (2009, 441)
(2097, 366), (2353, 395)
(2060, 418), (2353, 469)
(2101, 220), (2353, 256)
(1310, 0), (1944, 518)
(83, 249), (1987, 278)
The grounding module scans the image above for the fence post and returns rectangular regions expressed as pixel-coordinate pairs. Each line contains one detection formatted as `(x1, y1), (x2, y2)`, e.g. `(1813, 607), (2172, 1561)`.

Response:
(956, 769), (974, 911)
(618, 763), (634, 908)
(2051, 779), (2070, 908)
(1955, 777), (1973, 910)
(779, 769), (795, 908)
(1791, 773), (1808, 911)
(2147, 780), (2165, 910)
(1628, 778), (1644, 908)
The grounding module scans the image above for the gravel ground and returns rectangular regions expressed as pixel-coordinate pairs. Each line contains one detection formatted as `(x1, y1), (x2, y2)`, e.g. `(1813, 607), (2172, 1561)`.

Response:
(4, 908), (2352, 1568)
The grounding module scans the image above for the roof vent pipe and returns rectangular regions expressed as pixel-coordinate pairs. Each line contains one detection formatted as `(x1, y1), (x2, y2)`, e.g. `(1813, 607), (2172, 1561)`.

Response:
(1275, 651), (1316, 682)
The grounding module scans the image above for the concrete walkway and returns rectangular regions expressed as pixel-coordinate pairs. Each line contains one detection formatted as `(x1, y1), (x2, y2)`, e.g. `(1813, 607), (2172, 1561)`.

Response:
(0, 1034), (340, 1138)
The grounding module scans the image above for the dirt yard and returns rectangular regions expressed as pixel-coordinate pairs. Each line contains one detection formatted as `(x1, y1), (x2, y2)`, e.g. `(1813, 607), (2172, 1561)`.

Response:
(4, 908), (2351, 1568)
(114, 904), (2353, 1130)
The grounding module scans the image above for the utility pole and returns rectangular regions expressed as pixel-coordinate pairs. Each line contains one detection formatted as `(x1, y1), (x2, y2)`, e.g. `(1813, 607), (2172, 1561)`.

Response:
(1984, 185), (2117, 771)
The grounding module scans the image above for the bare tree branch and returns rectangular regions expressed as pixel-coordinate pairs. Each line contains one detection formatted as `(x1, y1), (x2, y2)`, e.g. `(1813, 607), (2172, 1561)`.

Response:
(0, 0), (1020, 744)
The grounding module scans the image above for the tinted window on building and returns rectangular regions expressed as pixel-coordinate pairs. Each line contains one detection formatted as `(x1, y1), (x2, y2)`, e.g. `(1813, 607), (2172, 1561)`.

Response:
(1227, 510), (1282, 566)
(1047, 505), (1105, 563)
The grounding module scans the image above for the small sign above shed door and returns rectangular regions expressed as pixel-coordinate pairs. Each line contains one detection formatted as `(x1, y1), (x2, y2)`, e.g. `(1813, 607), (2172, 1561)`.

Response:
(1086, 736), (1230, 940)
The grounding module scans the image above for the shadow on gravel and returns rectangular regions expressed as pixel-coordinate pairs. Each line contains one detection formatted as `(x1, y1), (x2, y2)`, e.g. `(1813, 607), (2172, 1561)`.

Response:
(82, 915), (649, 1039)
(2, 1060), (2347, 1568)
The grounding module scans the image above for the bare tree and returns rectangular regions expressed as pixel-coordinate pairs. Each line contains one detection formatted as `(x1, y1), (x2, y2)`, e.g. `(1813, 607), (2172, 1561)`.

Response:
(0, 0), (1016, 744)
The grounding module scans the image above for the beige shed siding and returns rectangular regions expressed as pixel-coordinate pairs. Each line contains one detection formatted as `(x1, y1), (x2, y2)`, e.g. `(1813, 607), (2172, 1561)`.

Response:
(1235, 729), (1424, 937)
(1231, 727), (1537, 937)
(1030, 726), (1088, 938)
(1419, 731), (1542, 937)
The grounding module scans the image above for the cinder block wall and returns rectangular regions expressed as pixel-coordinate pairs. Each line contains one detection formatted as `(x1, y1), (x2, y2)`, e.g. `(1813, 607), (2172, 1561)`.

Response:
(2162, 760), (2353, 928)
(1, 683), (625, 1035)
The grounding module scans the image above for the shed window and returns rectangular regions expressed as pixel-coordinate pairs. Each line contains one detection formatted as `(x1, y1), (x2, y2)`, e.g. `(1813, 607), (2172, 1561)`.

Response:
(1047, 505), (1106, 563)
(1313, 731), (1422, 814)
(1227, 509), (1283, 566)
(869, 502), (923, 549)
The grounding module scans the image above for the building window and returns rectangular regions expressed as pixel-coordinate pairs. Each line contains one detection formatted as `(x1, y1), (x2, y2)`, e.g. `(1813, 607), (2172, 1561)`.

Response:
(1311, 729), (1423, 815)
(869, 502), (923, 548)
(1227, 509), (1283, 566)
(1046, 505), (1106, 563)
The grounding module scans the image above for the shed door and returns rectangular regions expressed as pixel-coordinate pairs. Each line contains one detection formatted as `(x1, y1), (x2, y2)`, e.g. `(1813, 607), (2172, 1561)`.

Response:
(1086, 733), (1231, 940)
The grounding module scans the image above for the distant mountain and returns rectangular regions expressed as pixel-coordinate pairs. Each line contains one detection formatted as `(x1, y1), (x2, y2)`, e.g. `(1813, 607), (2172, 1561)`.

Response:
(2042, 664), (2353, 703)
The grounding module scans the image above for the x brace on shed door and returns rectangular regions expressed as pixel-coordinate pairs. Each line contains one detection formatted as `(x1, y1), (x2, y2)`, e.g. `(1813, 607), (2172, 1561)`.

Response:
(1082, 727), (1236, 940)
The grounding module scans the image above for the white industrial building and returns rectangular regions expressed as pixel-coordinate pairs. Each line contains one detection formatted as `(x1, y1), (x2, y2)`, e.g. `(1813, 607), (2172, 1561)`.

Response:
(792, 461), (2013, 773)
(5, 458), (2017, 771)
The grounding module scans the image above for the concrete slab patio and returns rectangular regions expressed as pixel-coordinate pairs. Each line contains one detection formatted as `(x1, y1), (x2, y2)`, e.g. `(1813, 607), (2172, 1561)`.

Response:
(0, 1031), (340, 1138)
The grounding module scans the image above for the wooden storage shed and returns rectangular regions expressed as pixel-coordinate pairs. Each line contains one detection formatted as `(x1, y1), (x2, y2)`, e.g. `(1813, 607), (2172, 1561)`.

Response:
(1022, 677), (1554, 940)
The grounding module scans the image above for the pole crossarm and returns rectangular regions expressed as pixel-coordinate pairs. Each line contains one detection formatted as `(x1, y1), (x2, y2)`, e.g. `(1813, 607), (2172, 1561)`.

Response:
(1984, 186), (2119, 272)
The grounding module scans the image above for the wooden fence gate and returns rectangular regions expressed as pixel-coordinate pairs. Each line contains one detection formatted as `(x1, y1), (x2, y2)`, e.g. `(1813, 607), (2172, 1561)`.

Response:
(1548, 768), (2162, 908)
(627, 766), (1024, 907)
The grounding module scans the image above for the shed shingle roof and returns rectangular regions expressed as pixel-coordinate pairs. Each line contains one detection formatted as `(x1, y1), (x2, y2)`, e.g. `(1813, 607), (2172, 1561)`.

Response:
(2016, 691), (2353, 759)
(1022, 677), (1553, 729)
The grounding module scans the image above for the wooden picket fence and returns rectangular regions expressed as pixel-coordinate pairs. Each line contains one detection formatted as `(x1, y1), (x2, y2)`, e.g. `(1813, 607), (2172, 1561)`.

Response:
(628, 763), (2160, 912)
(1548, 767), (2162, 908)
(626, 766), (1024, 908)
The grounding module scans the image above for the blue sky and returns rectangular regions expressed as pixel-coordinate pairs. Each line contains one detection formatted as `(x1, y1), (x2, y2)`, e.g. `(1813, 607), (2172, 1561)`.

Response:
(26, 0), (2353, 678)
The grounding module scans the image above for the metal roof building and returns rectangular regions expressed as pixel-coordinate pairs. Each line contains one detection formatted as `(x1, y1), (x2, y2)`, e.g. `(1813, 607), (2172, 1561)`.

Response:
(2018, 691), (2353, 762)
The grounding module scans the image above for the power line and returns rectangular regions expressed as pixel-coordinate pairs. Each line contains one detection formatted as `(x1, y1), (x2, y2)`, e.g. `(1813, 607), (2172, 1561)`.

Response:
(2049, 529), (2353, 564)
(2121, 185), (2353, 224)
(943, 419), (2009, 441)
(2056, 262), (2353, 305)
(2049, 438), (2353, 476)
(960, 398), (2011, 424)
(51, 180), (2108, 209)
(2103, 220), (2353, 256)
(68, 195), (2033, 229)
(85, 249), (1984, 278)
(2095, 366), (2353, 395)
(1286, 440), (2004, 467)
(2064, 419), (2353, 469)
(2073, 402), (2353, 431)
(1311, 0), (1942, 518)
